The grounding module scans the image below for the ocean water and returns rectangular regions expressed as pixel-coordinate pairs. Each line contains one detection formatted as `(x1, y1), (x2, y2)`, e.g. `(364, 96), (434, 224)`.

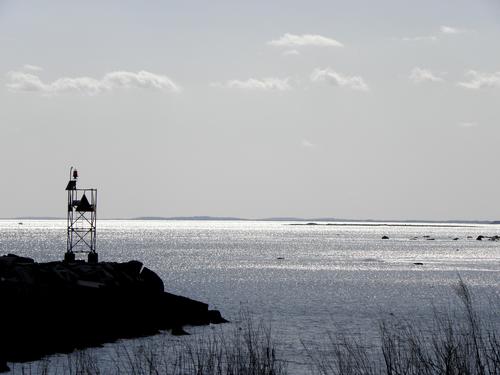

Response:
(1, 219), (499, 373)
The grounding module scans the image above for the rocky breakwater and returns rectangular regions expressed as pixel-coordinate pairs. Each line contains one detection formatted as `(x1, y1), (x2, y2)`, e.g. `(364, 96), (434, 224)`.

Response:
(0, 254), (227, 372)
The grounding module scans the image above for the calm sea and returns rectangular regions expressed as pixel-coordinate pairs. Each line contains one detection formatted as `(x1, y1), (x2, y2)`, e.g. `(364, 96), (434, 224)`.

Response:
(1, 219), (499, 373)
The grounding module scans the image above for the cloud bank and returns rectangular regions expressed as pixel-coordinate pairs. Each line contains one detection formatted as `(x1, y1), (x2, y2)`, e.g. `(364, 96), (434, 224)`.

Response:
(458, 70), (500, 89)
(212, 78), (291, 91)
(268, 33), (343, 48)
(310, 68), (369, 91)
(6, 70), (181, 95)
(409, 67), (444, 83)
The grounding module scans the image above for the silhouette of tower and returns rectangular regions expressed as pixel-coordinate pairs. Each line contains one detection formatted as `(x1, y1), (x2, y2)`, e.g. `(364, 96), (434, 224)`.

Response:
(64, 167), (98, 263)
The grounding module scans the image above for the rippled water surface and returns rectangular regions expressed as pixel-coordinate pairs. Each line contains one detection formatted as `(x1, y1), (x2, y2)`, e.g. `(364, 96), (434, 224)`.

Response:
(1, 219), (499, 373)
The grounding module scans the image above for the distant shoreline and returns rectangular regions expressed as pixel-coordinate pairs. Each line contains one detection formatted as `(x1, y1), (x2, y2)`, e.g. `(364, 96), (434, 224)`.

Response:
(289, 222), (478, 228)
(2, 216), (499, 225)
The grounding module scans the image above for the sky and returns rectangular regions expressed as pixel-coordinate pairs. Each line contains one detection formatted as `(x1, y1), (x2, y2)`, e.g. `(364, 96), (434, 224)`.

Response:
(0, 0), (499, 220)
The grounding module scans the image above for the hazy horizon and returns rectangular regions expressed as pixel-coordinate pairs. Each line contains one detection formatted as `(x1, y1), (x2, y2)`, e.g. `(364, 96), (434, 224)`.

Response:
(3, 214), (499, 223)
(1, 1), (499, 221)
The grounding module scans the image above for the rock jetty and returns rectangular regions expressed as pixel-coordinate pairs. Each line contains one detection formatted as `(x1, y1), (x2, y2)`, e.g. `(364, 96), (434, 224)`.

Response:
(0, 254), (227, 372)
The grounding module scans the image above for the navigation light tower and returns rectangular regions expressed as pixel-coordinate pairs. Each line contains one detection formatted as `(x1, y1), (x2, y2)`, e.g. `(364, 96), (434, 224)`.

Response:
(64, 167), (98, 263)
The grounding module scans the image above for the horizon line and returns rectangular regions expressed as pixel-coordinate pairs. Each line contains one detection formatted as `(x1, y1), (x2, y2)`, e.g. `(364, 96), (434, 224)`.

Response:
(2, 215), (499, 224)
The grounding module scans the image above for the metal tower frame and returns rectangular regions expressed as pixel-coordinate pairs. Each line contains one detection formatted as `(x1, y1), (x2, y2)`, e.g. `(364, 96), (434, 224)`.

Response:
(65, 167), (98, 263)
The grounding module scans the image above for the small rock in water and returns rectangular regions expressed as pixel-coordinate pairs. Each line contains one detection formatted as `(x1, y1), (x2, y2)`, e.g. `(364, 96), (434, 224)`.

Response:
(277, 257), (285, 260)
(477, 235), (484, 241)
(381, 235), (389, 240)
(413, 262), (424, 266)
(453, 238), (459, 241)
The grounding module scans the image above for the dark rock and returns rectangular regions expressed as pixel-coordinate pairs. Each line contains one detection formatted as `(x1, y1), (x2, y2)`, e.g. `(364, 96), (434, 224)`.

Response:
(118, 260), (143, 276)
(141, 266), (164, 293)
(0, 255), (226, 367)
(453, 238), (459, 241)
(0, 359), (8, 373)
(477, 235), (484, 241)
(277, 257), (285, 260)
(413, 262), (424, 265)
(381, 236), (389, 239)
(208, 309), (229, 324)
(0, 254), (35, 266)
(171, 326), (189, 336)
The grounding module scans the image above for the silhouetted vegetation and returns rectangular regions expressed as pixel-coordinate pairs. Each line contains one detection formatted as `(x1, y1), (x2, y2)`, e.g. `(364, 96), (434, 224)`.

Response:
(110, 313), (286, 375)
(9, 312), (286, 375)
(8, 280), (499, 375)
(305, 279), (500, 375)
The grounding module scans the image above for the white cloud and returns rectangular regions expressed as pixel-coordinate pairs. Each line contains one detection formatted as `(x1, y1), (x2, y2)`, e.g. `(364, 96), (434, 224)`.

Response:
(440, 26), (464, 35)
(6, 70), (181, 95)
(401, 35), (438, 42)
(400, 26), (466, 43)
(283, 49), (300, 56)
(268, 33), (343, 48)
(458, 122), (478, 128)
(310, 68), (369, 91)
(103, 71), (180, 91)
(458, 70), (500, 89)
(212, 77), (292, 91)
(23, 64), (43, 72)
(6, 72), (49, 93)
(301, 139), (315, 148)
(409, 67), (444, 83)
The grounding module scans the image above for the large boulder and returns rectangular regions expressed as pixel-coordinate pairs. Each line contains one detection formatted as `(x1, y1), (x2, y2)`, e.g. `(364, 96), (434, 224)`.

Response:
(140, 266), (164, 293)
